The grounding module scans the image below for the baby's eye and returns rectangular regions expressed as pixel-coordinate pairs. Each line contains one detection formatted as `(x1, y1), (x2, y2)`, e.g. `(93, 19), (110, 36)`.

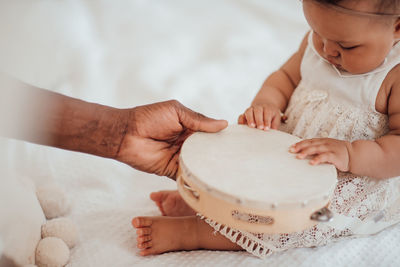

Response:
(339, 44), (359, 50)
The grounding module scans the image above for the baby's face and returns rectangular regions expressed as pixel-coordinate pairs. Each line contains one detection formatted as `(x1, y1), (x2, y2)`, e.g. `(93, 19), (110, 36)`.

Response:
(303, 0), (399, 74)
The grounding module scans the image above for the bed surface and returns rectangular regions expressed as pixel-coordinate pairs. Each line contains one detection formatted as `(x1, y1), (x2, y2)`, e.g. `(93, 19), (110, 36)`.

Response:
(0, 1), (399, 266)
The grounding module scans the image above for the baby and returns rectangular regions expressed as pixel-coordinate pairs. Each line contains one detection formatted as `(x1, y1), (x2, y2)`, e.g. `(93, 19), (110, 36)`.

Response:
(132, 0), (400, 257)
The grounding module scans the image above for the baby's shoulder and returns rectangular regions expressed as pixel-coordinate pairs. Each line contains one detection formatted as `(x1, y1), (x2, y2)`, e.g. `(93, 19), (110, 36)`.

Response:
(384, 63), (400, 83)
(376, 64), (400, 114)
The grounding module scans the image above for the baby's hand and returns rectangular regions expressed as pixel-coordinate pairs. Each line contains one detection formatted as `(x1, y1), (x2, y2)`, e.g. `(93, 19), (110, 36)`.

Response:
(238, 104), (284, 130)
(289, 138), (351, 172)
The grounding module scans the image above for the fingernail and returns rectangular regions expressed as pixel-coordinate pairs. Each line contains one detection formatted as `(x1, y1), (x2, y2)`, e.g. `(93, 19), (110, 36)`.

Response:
(250, 123), (256, 128)
(258, 125), (264, 130)
(289, 147), (296, 153)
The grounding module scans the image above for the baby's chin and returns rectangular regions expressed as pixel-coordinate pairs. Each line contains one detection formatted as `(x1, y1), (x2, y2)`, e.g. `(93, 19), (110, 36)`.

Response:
(330, 62), (351, 74)
(336, 64), (374, 75)
(337, 65), (352, 74)
(340, 60), (386, 75)
(327, 59), (349, 73)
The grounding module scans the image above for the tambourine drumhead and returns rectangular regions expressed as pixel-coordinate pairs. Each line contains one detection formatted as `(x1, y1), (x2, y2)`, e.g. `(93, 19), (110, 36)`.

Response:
(177, 124), (338, 233)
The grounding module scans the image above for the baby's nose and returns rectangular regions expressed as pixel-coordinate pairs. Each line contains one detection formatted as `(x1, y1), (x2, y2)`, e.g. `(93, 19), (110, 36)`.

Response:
(323, 40), (340, 57)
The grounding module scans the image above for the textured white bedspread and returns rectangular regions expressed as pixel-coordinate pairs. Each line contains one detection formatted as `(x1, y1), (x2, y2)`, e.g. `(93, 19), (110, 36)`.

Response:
(1, 0), (399, 266)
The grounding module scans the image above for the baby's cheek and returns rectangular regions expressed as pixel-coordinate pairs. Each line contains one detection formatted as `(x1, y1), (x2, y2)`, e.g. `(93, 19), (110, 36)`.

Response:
(343, 53), (385, 74)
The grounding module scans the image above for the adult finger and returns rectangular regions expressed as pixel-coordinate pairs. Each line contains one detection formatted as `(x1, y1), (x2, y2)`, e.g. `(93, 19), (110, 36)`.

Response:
(176, 101), (228, 133)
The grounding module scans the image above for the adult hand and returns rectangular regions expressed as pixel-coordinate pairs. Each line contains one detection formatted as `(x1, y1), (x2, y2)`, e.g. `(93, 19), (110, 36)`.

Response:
(116, 100), (228, 179)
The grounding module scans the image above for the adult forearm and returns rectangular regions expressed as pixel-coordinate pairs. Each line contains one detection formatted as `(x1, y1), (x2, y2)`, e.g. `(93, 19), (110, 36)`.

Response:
(0, 74), (129, 159)
(44, 93), (130, 159)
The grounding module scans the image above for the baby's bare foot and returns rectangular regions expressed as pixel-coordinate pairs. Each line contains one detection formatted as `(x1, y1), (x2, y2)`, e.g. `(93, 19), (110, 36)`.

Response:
(150, 190), (196, 216)
(132, 216), (199, 256)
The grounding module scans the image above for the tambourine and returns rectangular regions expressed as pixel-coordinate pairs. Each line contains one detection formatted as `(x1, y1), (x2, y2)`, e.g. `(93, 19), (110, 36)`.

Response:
(177, 125), (337, 233)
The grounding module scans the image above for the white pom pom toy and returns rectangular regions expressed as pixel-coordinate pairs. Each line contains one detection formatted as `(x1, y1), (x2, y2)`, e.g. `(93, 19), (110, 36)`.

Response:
(41, 218), (78, 249)
(34, 184), (78, 267)
(36, 185), (70, 220)
(35, 237), (69, 267)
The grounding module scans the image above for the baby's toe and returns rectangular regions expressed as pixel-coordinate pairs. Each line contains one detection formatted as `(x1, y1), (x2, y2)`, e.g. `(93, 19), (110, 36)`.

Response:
(150, 191), (163, 202)
(150, 190), (172, 202)
(138, 241), (153, 249)
(137, 235), (152, 243)
(136, 227), (152, 236)
(140, 248), (157, 256)
(132, 217), (153, 228)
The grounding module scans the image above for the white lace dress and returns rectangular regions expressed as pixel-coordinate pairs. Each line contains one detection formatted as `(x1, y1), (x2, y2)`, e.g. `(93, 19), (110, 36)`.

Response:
(204, 32), (400, 258)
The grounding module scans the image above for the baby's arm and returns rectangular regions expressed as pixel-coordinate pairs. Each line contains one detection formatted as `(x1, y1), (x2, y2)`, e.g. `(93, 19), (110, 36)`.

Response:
(238, 32), (309, 130)
(291, 68), (400, 179)
(345, 78), (400, 179)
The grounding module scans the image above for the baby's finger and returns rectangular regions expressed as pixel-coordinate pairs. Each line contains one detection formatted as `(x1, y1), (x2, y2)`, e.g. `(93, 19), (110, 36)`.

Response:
(295, 144), (330, 159)
(270, 113), (281, 130)
(244, 108), (256, 128)
(263, 108), (273, 130)
(289, 139), (324, 153)
(254, 106), (265, 129)
(309, 152), (336, 166)
(238, 114), (246, 124)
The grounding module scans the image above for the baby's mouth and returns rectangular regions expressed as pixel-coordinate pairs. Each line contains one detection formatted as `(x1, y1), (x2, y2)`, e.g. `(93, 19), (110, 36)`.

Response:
(327, 58), (338, 66)
(328, 59), (342, 70)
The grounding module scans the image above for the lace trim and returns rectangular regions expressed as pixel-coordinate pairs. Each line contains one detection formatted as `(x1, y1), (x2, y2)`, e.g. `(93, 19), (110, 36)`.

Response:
(198, 214), (273, 258)
(199, 213), (358, 259)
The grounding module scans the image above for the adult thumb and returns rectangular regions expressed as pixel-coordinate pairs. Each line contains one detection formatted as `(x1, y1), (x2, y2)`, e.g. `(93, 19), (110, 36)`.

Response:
(176, 102), (228, 133)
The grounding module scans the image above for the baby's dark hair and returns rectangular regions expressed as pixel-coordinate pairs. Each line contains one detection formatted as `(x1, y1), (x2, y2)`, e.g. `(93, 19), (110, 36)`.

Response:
(315, 0), (400, 15)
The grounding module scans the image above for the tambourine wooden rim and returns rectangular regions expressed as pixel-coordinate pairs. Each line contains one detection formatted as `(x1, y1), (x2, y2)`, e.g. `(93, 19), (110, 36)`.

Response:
(177, 125), (338, 233)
